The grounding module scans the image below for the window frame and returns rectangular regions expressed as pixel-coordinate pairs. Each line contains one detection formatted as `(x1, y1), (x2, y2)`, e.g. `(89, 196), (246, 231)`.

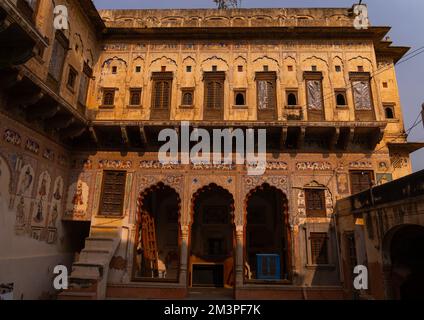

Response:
(349, 72), (375, 121)
(304, 71), (325, 121)
(101, 88), (117, 108)
(335, 89), (348, 107)
(309, 232), (329, 265)
(234, 89), (247, 107)
(349, 170), (375, 195)
(181, 88), (194, 107)
(129, 87), (142, 107)
(66, 65), (78, 91)
(286, 89), (299, 107)
(255, 71), (277, 120)
(150, 71), (173, 120)
(305, 188), (326, 217)
(98, 170), (127, 217)
(203, 71), (225, 120)
(384, 104), (396, 119)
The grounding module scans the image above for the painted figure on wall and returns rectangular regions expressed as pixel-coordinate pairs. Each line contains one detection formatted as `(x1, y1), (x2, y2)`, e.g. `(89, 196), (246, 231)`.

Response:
(33, 199), (44, 223)
(15, 196), (26, 226)
(17, 166), (34, 196)
(49, 203), (59, 227)
(53, 179), (62, 200)
(65, 180), (89, 217)
(72, 182), (84, 206)
(30, 171), (51, 226)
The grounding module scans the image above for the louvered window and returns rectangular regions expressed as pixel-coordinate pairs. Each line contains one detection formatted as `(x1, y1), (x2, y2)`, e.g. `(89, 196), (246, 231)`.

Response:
(305, 189), (326, 217)
(129, 88), (142, 106)
(152, 81), (170, 109)
(182, 89), (194, 106)
(99, 171), (127, 216)
(48, 31), (68, 88)
(310, 233), (329, 265)
(102, 88), (115, 106)
(203, 72), (225, 120)
(206, 81), (223, 109)
(349, 170), (374, 194)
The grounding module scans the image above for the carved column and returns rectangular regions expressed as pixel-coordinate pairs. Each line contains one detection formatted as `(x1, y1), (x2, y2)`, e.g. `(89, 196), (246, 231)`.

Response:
(235, 225), (244, 287)
(179, 225), (189, 286)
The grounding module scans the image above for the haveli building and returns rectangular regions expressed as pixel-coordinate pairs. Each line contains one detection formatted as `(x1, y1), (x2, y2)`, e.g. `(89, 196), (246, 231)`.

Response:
(0, 0), (422, 300)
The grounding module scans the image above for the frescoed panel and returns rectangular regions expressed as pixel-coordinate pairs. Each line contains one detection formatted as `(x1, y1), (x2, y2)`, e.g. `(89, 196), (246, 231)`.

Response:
(31, 171), (52, 228)
(65, 180), (89, 218)
(48, 176), (64, 230)
(0, 155), (11, 211)
(14, 164), (35, 231)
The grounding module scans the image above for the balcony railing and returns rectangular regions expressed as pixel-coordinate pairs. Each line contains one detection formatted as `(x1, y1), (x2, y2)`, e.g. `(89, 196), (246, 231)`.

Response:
(284, 105), (303, 121)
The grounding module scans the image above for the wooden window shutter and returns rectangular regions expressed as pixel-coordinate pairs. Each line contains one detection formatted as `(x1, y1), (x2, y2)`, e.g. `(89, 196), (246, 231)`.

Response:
(349, 170), (374, 194)
(99, 170), (127, 216)
(305, 189), (326, 216)
(310, 232), (329, 265)
(151, 72), (173, 110)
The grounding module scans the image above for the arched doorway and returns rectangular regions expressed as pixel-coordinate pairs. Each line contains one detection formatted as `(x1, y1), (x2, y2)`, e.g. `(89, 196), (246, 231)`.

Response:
(245, 184), (290, 282)
(133, 183), (181, 281)
(384, 224), (424, 299)
(189, 184), (235, 288)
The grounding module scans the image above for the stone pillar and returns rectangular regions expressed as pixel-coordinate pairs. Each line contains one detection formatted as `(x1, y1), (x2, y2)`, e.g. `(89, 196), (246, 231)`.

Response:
(179, 225), (189, 286)
(235, 225), (244, 287)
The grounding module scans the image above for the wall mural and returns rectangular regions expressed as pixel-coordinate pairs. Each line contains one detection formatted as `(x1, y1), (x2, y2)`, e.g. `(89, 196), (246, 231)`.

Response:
(0, 155), (11, 212)
(14, 164), (35, 232)
(31, 171), (52, 228)
(65, 180), (89, 218)
(0, 141), (67, 245)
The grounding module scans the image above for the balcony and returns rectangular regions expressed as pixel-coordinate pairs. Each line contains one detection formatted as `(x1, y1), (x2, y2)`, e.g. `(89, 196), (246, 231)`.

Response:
(284, 105), (303, 121)
(66, 119), (388, 152)
(0, 0), (47, 68)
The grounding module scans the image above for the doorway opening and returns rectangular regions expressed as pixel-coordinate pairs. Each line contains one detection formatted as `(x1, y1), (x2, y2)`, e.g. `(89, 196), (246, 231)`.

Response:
(189, 184), (235, 288)
(245, 183), (290, 282)
(385, 224), (424, 299)
(134, 183), (181, 281)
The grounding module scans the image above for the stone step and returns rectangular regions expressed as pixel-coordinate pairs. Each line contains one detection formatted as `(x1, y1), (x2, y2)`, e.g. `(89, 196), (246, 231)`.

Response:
(84, 237), (115, 251)
(71, 263), (104, 279)
(79, 249), (111, 264)
(90, 226), (121, 238)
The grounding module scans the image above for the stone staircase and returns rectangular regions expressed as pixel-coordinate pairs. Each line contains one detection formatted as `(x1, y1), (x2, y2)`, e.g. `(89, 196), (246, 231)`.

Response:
(58, 225), (121, 300)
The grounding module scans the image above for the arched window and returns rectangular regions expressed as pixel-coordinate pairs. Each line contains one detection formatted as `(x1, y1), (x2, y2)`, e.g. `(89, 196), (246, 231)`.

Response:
(336, 93), (347, 106)
(182, 91), (193, 106)
(287, 92), (297, 106)
(235, 92), (245, 106)
(385, 106), (395, 119)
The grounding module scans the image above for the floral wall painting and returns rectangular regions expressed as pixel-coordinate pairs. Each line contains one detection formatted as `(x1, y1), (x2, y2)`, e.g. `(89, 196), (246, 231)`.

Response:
(65, 180), (89, 218)
(31, 171), (52, 227)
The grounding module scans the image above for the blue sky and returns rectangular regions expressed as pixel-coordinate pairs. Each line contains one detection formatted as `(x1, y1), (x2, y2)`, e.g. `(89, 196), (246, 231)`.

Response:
(93, 0), (424, 172)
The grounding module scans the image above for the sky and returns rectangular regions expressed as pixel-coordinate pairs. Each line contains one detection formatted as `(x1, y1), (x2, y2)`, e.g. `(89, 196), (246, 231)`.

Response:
(93, 0), (424, 172)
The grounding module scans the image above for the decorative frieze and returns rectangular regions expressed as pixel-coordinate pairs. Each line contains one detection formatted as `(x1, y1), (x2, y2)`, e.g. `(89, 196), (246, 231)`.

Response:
(99, 159), (132, 169)
(296, 161), (332, 171)
(349, 161), (372, 168)
(139, 160), (180, 170)
(42, 148), (55, 161)
(25, 139), (39, 154)
(3, 129), (21, 146)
